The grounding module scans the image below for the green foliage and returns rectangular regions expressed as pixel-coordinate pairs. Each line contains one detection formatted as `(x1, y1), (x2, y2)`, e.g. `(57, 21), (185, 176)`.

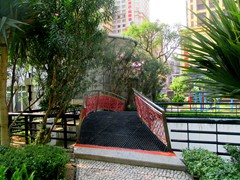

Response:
(0, 164), (34, 180)
(170, 76), (189, 102)
(0, 146), (12, 154)
(172, 94), (185, 103)
(11, 164), (35, 180)
(156, 94), (169, 110)
(24, 0), (115, 143)
(28, 0), (115, 111)
(225, 145), (240, 168)
(138, 57), (170, 101)
(0, 145), (69, 180)
(123, 20), (180, 62)
(0, 166), (8, 180)
(123, 20), (180, 101)
(178, 0), (240, 99)
(183, 148), (240, 179)
(156, 94), (170, 103)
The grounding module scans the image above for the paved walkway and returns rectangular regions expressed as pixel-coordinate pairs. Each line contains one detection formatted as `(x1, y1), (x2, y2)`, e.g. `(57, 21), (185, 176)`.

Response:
(76, 159), (193, 180)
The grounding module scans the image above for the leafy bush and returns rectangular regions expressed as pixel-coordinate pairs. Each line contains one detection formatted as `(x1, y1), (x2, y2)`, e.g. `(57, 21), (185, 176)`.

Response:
(0, 166), (8, 180)
(0, 164), (34, 180)
(0, 146), (13, 154)
(182, 148), (224, 178)
(172, 93), (185, 103)
(225, 145), (240, 168)
(156, 94), (170, 110)
(0, 145), (69, 180)
(182, 148), (240, 179)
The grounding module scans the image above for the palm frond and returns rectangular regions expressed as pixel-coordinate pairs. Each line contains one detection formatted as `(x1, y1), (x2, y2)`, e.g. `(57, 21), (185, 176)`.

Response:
(178, 0), (240, 98)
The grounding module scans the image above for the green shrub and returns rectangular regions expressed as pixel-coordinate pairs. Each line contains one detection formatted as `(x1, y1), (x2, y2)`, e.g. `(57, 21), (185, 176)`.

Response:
(0, 145), (69, 180)
(0, 147), (26, 178)
(0, 164), (34, 180)
(172, 93), (185, 103)
(182, 148), (240, 179)
(0, 166), (8, 180)
(182, 148), (224, 178)
(23, 145), (69, 180)
(225, 144), (240, 168)
(156, 94), (169, 110)
(0, 146), (13, 154)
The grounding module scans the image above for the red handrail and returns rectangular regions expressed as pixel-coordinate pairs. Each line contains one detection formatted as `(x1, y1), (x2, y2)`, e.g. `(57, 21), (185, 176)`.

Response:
(80, 90), (126, 121)
(133, 89), (172, 151)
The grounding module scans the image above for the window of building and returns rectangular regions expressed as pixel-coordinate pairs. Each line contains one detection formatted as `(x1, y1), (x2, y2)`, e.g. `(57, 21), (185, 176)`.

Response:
(197, 12), (206, 26)
(197, 4), (205, 10)
(122, 24), (125, 27)
(196, 0), (205, 10)
(118, 25), (121, 28)
(209, 0), (218, 8)
(191, 21), (194, 27)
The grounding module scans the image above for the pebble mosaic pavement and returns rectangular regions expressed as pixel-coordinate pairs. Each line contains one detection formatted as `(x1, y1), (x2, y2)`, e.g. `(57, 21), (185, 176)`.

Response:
(76, 159), (193, 180)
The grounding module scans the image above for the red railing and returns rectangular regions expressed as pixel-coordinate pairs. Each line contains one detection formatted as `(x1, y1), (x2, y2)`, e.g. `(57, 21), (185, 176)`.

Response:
(133, 89), (172, 151)
(81, 90), (126, 120)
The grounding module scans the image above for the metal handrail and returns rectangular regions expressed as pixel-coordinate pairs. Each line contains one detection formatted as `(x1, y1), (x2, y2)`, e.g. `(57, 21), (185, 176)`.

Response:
(133, 89), (172, 152)
(133, 89), (165, 113)
(82, 90), (126, 108)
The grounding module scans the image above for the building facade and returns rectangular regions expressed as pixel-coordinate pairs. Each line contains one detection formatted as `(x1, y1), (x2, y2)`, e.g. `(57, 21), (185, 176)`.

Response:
(180, 0), (225, 69)
(187, 0), (224, 28)
(112, 0), (150, 34)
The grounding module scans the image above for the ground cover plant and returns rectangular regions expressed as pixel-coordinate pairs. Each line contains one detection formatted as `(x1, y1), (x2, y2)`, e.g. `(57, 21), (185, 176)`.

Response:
(0, 145), (69, 180)
(182, 146), (240, 179)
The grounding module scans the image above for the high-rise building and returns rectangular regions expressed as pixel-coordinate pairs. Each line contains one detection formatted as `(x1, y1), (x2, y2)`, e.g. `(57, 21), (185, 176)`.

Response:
(187, 0), (224, 28)
(181, 0), (225, 69)
(112, 0), (150, 34)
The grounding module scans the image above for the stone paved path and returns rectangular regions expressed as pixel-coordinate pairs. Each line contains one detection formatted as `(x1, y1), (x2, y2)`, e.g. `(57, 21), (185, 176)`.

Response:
(76, 159), (193, 180)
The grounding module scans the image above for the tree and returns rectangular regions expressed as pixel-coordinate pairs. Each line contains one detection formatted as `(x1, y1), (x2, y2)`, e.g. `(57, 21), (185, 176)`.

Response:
(0, 0), (39, 145)
(93, 35), (137, 104)
(136, 55), (169, 101)
(26, 0), (114, 144)
(178, 0), (240, 99)
(122, 20), (181, 100)
(123, 20), (181, 63)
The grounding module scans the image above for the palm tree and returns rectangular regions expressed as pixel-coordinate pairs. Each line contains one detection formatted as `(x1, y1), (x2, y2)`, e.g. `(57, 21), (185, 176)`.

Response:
(0, 0), (38, 145)
(179, 0), (240, 99)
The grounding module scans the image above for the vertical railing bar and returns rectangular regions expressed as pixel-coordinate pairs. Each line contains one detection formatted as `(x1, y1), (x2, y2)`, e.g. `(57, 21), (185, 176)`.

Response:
(187, 122), (190, 149)
(25, 115), (29, 144)
(216, 123), (219, 155)
(63, 115), (67, 148)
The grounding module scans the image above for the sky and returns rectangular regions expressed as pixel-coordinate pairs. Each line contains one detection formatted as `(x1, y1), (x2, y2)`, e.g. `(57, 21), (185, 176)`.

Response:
(149, 0), (187, 26)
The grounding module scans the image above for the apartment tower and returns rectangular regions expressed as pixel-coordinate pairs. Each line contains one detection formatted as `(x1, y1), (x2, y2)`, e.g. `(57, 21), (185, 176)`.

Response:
(112, 0), (150, 34)
(187, 0), (224, 28)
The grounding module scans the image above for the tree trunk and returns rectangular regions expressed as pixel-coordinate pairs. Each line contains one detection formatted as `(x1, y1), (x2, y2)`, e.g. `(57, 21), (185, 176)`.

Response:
(0, 44), (10, 145)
